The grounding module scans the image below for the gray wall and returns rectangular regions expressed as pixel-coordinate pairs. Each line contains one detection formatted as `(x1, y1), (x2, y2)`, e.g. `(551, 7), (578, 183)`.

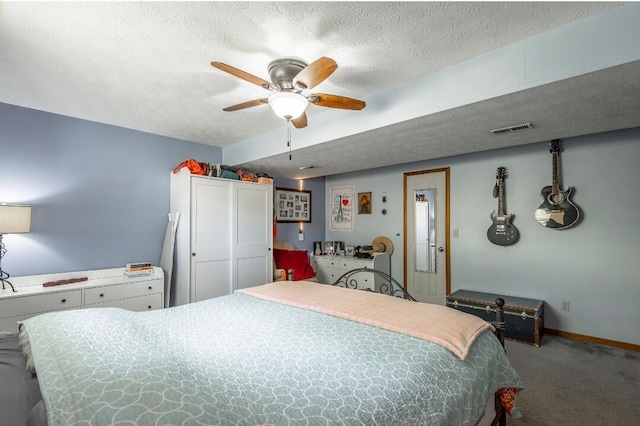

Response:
(326, 127), (640, 345)
(1, 103), (222, 276)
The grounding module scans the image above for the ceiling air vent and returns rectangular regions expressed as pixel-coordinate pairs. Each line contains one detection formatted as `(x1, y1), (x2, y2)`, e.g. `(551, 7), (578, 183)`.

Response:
(490, 123), (533, 134)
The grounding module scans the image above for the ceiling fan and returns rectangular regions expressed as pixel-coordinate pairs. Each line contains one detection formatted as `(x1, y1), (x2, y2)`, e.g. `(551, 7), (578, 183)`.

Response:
(211, 57), (366, 129)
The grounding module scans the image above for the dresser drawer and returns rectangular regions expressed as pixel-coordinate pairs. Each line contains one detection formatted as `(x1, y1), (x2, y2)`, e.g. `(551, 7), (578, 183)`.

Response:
(87, 293), (163, 312)
(312, 256), (339, 269)
(348, 270), (375, 291)
(0, 307), (78, 334)
(84, 280), (162, 306)
(339, 259), (372, 270)
(0, 290), (82, 319)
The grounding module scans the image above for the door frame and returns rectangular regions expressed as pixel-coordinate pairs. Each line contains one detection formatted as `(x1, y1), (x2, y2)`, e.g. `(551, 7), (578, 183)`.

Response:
(403, 167), (451, 297)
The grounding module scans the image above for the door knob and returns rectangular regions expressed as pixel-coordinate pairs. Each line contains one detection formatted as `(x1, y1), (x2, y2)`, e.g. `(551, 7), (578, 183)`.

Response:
(438, 247), (444, 252)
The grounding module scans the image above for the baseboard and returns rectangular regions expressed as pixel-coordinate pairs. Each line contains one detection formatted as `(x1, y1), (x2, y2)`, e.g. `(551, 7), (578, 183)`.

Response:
(545, 328), (640, 352)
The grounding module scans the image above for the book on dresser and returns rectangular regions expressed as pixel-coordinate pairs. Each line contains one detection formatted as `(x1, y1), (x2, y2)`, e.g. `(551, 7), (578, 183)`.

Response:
(125, 262), (155, 277)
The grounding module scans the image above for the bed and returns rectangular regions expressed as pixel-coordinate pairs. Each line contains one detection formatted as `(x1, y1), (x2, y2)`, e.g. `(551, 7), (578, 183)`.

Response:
(2, 269), (523, 426)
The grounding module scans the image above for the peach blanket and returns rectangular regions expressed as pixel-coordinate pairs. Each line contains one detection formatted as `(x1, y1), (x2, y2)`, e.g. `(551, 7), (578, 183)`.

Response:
(236, 281), (494, 360)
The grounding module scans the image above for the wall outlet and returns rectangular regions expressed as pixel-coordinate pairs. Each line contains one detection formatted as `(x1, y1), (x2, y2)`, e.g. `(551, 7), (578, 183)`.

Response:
(561, 301), (570, 312)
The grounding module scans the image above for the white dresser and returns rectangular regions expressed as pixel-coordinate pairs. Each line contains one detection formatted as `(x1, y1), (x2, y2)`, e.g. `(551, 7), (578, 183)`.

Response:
(310, 253), (390, 290)
(0, 267), (163, 334)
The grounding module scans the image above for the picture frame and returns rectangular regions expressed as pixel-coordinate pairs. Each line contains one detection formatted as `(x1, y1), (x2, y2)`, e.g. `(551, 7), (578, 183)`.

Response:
(275, 187), (312, 223)
(358, 192), (372, 214)
(329, 186), (354, 232)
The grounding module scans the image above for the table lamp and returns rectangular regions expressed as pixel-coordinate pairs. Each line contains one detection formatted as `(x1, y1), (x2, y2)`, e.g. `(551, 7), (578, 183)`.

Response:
(0, 204), (31, 292)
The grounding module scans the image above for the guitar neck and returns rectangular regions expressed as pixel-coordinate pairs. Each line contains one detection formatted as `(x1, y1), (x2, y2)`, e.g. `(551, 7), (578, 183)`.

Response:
(497, 182), (505, 216)
(552, 150), (560, 196)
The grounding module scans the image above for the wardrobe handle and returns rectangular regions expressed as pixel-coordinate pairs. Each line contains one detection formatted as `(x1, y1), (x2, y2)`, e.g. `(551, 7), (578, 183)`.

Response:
(192, 253), (196, 256)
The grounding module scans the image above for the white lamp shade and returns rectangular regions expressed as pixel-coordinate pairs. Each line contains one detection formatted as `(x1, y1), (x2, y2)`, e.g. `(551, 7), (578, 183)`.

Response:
(0, 204), (31, 234)
(268, 92), (309, 120)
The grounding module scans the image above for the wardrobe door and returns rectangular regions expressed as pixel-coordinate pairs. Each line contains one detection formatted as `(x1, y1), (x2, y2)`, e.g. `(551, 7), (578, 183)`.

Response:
(234, 182), (273, 290)
(191, 178), (233, 301)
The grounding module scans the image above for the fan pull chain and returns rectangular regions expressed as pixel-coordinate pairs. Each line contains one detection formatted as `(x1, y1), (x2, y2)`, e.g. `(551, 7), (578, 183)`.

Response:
(287, 119), (292, 161)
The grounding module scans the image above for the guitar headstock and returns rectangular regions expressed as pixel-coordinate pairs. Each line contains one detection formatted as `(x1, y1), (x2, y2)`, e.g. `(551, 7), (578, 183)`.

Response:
(496, 167), (507, 180)
(549, 139), (561, 153)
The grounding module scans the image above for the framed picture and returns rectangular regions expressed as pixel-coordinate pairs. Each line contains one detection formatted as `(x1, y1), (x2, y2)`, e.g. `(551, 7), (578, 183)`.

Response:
(329, 186), (354, 232)
(275, 187), (311, 223)
(358, 192), (372, 214)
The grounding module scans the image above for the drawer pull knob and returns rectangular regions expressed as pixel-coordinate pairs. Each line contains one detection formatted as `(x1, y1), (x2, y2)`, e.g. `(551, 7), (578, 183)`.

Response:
(61, 299), (66, 303)
(148, 305), (152, 309)
(148, 286), (152, 290)
(100, 293), (104, 297)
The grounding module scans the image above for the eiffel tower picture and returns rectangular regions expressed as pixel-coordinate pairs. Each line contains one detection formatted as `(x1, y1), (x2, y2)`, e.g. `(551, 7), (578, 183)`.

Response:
(330, 186), (354, 231)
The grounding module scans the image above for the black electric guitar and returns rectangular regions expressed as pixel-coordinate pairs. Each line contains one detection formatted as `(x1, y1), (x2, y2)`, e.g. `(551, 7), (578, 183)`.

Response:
(487, 167), (519, 246)
(534, 140), (580, 229)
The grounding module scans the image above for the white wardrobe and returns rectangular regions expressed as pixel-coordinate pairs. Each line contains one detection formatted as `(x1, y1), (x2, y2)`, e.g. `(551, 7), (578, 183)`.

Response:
(170, 168), (273, 306)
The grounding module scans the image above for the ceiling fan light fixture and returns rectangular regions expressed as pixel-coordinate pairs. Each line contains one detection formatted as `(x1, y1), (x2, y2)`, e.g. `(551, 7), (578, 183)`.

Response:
(268, 92), (308, 120)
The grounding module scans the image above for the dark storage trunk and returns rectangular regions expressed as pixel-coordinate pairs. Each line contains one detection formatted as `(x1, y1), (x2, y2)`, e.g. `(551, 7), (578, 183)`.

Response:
(447, 289), (544, 347)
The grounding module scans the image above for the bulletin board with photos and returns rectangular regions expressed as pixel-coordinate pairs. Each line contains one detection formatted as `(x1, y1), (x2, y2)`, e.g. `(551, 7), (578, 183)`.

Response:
(275, 187), (312, 223)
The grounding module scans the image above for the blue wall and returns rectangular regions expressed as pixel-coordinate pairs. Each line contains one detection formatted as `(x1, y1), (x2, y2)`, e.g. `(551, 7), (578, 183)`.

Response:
(3, 101), (639, 345)
(325, 127), (640, 345)
(273, 176), (325, 255)
(1, 103), (222, 276)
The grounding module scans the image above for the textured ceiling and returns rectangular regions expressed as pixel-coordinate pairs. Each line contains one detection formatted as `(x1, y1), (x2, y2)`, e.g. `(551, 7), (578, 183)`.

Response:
(1, 1), (635, 179)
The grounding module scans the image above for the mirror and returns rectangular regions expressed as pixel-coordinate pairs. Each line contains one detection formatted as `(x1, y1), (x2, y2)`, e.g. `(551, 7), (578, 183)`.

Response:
(415, 189), (436, 272)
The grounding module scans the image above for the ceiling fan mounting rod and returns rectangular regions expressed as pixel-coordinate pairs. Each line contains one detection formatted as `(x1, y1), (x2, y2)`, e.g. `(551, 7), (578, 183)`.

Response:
(268, 58), (308, 91)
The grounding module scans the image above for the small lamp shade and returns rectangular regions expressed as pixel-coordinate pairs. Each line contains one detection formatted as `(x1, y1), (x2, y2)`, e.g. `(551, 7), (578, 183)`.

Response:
(268, 92), (309, 120)
(0, 204), (32, 234)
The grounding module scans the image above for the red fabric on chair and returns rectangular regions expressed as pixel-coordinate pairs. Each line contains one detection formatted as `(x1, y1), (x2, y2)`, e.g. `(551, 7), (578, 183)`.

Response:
(273, 249), (316, 281)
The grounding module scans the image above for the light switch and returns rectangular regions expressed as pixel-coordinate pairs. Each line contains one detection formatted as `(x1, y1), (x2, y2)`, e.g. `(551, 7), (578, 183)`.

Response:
(298, 232), (304, 241)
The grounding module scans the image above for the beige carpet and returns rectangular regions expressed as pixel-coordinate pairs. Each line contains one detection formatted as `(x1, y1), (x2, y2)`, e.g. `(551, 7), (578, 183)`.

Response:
(504, 335), (639, 425)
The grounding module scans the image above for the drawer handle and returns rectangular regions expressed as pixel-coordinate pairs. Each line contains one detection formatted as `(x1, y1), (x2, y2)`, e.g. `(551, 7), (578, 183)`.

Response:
(61, 298), (66, 303)
(148, 305), (152, 309)
(100, 293), (104, 298)
(148, 286), (152, 290)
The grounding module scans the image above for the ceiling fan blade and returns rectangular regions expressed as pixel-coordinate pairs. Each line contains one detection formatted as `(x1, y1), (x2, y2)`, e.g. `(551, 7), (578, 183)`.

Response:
(291, 112), (308, 129)
(308, 93), (366, 110)
(222, 98), (269, 112)
(293, 57), (338, 90)
(211, 62), (273, 90)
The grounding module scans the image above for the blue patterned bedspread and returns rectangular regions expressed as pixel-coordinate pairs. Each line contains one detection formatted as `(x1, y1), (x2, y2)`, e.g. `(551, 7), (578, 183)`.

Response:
(20, 292), (523, 425)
